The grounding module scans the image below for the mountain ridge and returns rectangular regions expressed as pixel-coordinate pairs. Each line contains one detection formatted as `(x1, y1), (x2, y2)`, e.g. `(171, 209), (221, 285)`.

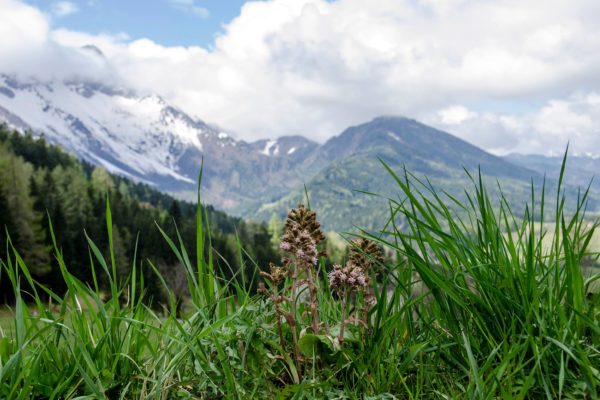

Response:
(249, 117), (552, 230)
(0, 74), (316, 210)
(1, 74), (594, 231)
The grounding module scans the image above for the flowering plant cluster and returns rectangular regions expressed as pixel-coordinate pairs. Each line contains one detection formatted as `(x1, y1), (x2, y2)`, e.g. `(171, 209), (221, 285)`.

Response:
(259, 204), (384, 376)
(329, 237), (384, 341)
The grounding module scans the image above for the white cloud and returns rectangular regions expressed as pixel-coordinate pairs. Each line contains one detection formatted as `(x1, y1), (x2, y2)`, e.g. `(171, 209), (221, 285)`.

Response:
(429, 93), (600, 156)
(0, 0), (48, 51)
(51, 1), (79, 17)
(2, 0), (600, 155)
(0, 1), (113, 82)
(438, 105), (475, 125)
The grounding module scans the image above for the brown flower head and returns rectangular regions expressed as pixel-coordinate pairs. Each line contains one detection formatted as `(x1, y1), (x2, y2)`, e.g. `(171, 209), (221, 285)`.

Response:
(260, 262), (288, 285)
(285, 204), (325, 244)
(279, 204), (325, 266)
(348, 238), (384, 273)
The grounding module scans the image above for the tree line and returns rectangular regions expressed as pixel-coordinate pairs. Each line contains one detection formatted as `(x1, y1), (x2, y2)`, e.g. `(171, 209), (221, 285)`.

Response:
(0, 124), (279, 305)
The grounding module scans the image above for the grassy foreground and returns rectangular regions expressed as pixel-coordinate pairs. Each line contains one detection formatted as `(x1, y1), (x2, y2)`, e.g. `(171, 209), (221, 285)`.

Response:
(1, 160), (599, 399)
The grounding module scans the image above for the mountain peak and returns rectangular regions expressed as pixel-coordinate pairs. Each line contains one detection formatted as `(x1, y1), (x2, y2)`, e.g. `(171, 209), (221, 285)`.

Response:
(370, 115), (413, 123)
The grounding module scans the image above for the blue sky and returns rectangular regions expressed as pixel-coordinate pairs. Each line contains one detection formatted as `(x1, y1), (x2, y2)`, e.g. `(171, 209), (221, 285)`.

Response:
(24, 0), (249, 47)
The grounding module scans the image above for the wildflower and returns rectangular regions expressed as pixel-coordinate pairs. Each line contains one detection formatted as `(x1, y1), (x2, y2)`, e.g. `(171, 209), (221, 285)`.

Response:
(284, 204), (325, 245)
(280, 228), (319, 267)
(365, 294), (376, 306)
(258, 263), (290, 363)
(278, 204), (326, 334)
(328, 238), (384, 341)
(329, 263), (368, 293)
(257, 282), (268, 295)
(260, 262), (287, 286)
(347, 238), (383, 327)
(348, 238), (384, 273)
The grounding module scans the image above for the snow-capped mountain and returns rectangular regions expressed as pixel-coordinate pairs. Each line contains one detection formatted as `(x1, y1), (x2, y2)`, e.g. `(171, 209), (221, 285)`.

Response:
(0, 74), (224, 185)
(0, 74), (318, 211)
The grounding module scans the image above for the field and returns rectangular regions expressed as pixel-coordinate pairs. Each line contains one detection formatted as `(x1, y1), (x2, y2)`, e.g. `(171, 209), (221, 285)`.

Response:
(0, 164), (599, 399)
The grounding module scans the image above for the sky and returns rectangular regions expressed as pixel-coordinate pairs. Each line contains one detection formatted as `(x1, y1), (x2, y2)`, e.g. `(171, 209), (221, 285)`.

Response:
(21, 0), (248, 47)
(1, 0), (600, 156)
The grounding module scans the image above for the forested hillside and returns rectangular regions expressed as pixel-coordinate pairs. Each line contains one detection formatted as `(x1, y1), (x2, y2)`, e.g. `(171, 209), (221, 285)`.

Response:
(0, 124), (278, 305)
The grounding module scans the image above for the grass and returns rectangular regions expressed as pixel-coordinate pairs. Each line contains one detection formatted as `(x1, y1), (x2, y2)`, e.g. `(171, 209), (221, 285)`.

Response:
(0, 157), (599, 399)
(0, 312), (13, 339)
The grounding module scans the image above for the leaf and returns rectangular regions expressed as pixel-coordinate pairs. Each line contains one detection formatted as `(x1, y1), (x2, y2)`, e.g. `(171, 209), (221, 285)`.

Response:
(327, 325), (357, 345)
(0, 337), (13, 362)
(298, 333), (335, 356)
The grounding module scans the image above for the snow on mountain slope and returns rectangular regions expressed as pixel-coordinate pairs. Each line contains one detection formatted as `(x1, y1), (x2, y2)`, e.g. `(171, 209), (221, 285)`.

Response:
(0, 74), (226, 184)
(0, 74), (323, 212)
(249, 135), (319, 161)
(261, 140), (278, 156)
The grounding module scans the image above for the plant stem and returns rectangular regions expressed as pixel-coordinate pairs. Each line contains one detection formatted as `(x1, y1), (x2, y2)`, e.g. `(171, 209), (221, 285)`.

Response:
(362, 290), (370, 330)
(338, 287), (349, 343)
(289, 265), (302, 375)
(306, 266), (320, 333)
(273, 286), (285, 352)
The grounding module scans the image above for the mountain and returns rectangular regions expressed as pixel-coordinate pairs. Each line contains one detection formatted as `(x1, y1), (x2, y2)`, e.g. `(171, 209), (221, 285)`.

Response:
(248, 135), (319, 160)
(0, 74), (215, 187)
(2, 74), (594, 232)
(0, 74), (318, 211)
(250, 116), (550, 230)
(311, 116), (534, 180)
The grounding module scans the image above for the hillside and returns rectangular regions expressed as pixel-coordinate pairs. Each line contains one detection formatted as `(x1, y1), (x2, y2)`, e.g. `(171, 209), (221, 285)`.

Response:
(0, 125), (278, 303)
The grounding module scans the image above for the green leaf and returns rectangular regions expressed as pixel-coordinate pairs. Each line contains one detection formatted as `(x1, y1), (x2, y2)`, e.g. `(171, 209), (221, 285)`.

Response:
(298, 333), (335, 356)
(0, 337), (13, 362)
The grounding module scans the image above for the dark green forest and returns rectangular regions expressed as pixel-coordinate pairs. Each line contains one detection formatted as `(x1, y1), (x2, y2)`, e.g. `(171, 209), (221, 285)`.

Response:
(0, 124), (279, 305)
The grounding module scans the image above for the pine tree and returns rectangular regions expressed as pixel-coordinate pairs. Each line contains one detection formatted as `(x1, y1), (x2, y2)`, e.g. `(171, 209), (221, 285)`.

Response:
(0, 143), (50, 276)
(91, 166), (115, 198)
